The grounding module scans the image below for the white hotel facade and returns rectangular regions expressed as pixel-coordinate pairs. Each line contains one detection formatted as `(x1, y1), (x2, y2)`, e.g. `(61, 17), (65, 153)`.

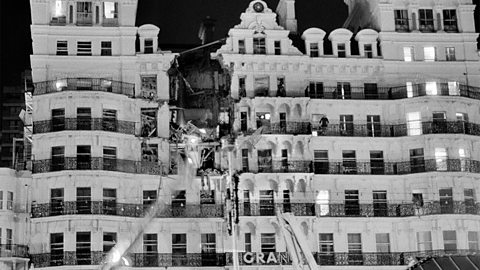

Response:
(0, 0), (479, 269)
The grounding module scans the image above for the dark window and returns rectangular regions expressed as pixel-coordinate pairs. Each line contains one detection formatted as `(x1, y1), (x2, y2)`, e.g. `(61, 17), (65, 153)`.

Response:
(241, 149), (249, 171)
(144, 39), (154, 54)
(373, 190), (388, 217)
(201, 234), (216, 266)
(314, 150), (329, 174)
(143, 234), (158, 266)
(56, 41), (68, 55)
(52, 109), (65, 131)
(308, 82), (324, 98)
(465, 189), (476, 214)
(261, 233), (276, 252)
(101, 41), (112, 56)
(443, 10), (458, 32)
(337, 43), (346, 57)
(283, 189), (291, 212)
(370, 151), (384, 174)
(394, 10), (409, 31)
(50, 188), (64, 216)
(364, 44), (373, 58)
(143, 190), (157, 208)
(76, 187), (91, 214)
(347, 233), (363, 265)
(243, 190), (251, 216)
(257, 149), (272, 173)
(439, 188), (453, 214)
(340, 115), (354, 136)
(245, 233), (252, 252)
(364, 83), (378, 99)
(443, 231), (457, 252)
(77, 41), (92, 56)
(172, 190), (186, 216)
(103, 188), (116, 215)
(103, 147), (117, 171)
(51, 146), (65, 171)
(318, 234), (335, 265)
(259, 190), (274, 216)
(345, 190), (360, 216)
(310, 43), (319, 57)
(77, 145), (91, 170)
(50, 233), (64, 266)
(172, 234), (187, 266)
(253, 37), (266, 54)
(446, 47), (456, 61)
(103, 232), (116, 252)
(238, 77), (246, 98)
(410, 148), (425, 173)
(274, 40), (281, 55)
(102, 109), (117, 131)
(77, 107), (91, 130)
(419, 9), (434, 32)
(336, 82), (351, 99)
(367, 115), (381, 137)
(76, 232), (91, 265)
(279, 113), (287, 133)
(76, 2), (93, 25)
(238, 40), (245, 54)
(277, 77), (285, 97)
(412, 193), (424, 207)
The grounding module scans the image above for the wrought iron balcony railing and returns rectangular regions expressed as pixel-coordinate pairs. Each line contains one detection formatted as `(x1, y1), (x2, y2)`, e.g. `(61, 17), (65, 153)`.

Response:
(32, 78), (135, 97)
(0, 244), (29, 258)
(238, 201), (479, 217)
(30, 250), (478, 267)
(243, 120), (480, 137)
(253, 160), (312, 173)
(33, 118), (136, 135)
(32, 157), (166, 175)
(31, 202), (224, 218)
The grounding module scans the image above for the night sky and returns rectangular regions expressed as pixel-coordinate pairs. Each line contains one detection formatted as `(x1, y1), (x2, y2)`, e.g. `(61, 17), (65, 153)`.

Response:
(0, 0), (479, 86)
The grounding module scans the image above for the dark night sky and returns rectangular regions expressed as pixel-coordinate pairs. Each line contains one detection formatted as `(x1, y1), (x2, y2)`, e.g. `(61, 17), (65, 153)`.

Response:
(0, 0), (479, 85)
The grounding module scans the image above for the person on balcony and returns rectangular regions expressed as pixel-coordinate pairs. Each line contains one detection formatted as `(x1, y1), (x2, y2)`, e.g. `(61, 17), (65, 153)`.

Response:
(319, 115), (329, 135)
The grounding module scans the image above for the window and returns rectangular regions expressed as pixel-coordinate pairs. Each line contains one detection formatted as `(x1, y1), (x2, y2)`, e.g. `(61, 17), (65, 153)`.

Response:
(101, 41), (112, 56)
(172, 190), (186, 215)
(103, 2), (118, 20)
(56, 41), (68, 55)
(257, 150), (272, 173)
(465, 189), (476, 214)
(51, 146), (65, 171)
(6, 192), (13, 210)
(318, 234), (335, 265)
(342, 150), (357, 174)
(443, 10), (458, 32)
(77, 145), (91, 170)
(253, 37), (266, 54)
(144, 233), (158, 266)
(347, 233), (363, 265)
(144, 39), (154, 54)
(52, 0), (66, 22)
(340, 115), (354, 136)
(50, 233), (64, 266)
(364, 44), (373, 58)
(443, 231), (457, 252)
(308, 82), (323, 98)
(417, 231), (432, 251)
(283, 190), (291, 212)
(140, 76), (157, 99)
(103, 232), (116, 252)
(310, 43), (319, 57)
(424, 47), (436, 62)
(254, 76), (269, 96)
(0, 228), (2, 245)
(50, 188), (64, 216)
(6, 229), (12, 249)
(77, 41), (92, 56)
(459, 148), (469, 172)
(200, 190), (215, 205)
(434, 147), (447, 171)
(243, 190), (251, 216)
(412, 193), (424, 208)
(394, 10), (409, 31)
(376, 233), (390, 252)
(373, 190), (387, 217)
(410, 148), (425, 173)
(406, 82), (414, 98)
(279, 113), (287, 133)
(337, 43), (346, 57)
(76, 232), (91, 265)
(468, 232), (479, 251)
(76, 2), (93, 25)
(259, 190), (274, 216)
(407, 112), (422, 136)
(238, 39), (245, 54)
(367, 115), (380, 137)
(172, 234), (187, 266)
(201, 234), (216, 265)
(241, 149), (249, 172)
(77, 107), (91, 130)
(143, 190), (157, 208)
(419, 9), (434, 32)
(240, 111), (247, 131)
(274, 40), (281, 55)
(403, 47), (414, 61)
(446, 47), (456, 61)
(245, 233), (252, 252)
(238, 77), (246, 97)
(52, 108), (65, 131)
(439, 188), (453, 214)
(102, 109), (117, 131)
(261, 233), (276, 253)
(345, 190), (360, 216)
(0, 191), (3, 210)
(316, 190), (330, 216)
(336, 82), (351, 99)
(77, 187), (91, 214)
(276, 77), (285, 97)
(448, 81), (460, 95)
(103, 147), (117, 171)
(103, 188), (116, 215)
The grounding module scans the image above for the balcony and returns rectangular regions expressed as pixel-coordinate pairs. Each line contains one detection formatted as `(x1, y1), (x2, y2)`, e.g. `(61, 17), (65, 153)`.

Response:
(32, 78), (135, 97)
(33, 118), (136, 135)
(32, 157), (166, 175)
(0, 244), (29, 258)
(102, 18), (119, 27)
(31, 202), (224, 218)
(244, 122), (311, 135)
(238, 201), (479, 217)
(50, 16), (66, 25)
(31, 252), (226, 267)
(251, 160), (312, 173)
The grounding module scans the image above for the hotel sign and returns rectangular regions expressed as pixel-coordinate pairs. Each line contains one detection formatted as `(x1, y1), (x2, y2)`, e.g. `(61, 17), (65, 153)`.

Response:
(241, 252), (291, 265)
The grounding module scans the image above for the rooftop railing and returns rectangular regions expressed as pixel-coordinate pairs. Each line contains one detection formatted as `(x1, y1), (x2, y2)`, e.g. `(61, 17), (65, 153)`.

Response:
(30, 250), (478, 267)
(33, 118), (136, 135)
(0, 244), (29, 258)
(32, 78), (135, 97)
(32, 157), (166, 175)
(31, 202), (223, 219)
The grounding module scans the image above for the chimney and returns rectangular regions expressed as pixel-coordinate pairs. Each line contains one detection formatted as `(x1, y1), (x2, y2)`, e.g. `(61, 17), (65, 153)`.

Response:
(276, 0), (297, 34)
(198, 16), (216, 44)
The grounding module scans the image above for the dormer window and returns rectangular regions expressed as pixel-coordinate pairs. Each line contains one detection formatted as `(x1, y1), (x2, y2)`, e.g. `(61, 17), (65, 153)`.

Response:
(274, 41), (281, 55)
(394, 10), (409, 32)
(419, 9), (434, 32)
(253, 37), (266, 54)
(144, 39), (154, 54)
(443, 10), (458, 32)
(238, 40), (246, 54)
(310, 43), (319, 57)
(337, 43), (346, 58)
(364, 44), (373, 58)
(103, 2), (118, 26)
(76, 2), (93, 26)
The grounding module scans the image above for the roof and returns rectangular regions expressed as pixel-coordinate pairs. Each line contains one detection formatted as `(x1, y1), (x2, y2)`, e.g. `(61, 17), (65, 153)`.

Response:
(409, 255), (480, 270)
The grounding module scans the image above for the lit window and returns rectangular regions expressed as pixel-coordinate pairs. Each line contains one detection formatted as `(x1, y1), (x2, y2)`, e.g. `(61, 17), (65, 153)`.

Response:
(426, 81), (437, 95)
(310, 43), (319, 57)
(448, 81), (459, 95)
(56, 41), (68, 55)
(446, 47), (456, 61)
(103, 2), (118, 19)
(435, 147), (447, 171)
(54, 0), (65, 17)
(403, 47), (414, 61)
(407, 112), (422, 136)
(101, 41), (112, 56)
(424, 47), (436, 61)
(316, 190), (329, 216)
(406, 82), (414, 98)
(337, 43), (346, 58)
(77, 41), (92, 56)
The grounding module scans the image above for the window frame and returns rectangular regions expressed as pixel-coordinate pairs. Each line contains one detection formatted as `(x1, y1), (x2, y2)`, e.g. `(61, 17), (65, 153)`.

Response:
(101, 41), (112, 56)
(56, 40), (68, 55)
